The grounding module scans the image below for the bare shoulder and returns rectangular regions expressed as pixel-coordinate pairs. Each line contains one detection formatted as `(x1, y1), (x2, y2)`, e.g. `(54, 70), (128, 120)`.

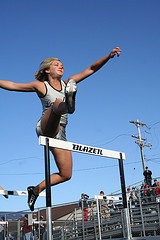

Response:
(32, 80), (44, 88)
(32, 81), (46, 97)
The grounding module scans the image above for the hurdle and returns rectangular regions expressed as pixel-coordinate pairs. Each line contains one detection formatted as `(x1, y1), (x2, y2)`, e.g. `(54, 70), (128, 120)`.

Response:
(0, 190), (46, 197)
(39, 136), (131, 240)
(94, 195), (122, 201)
(94, 195), (124, 239)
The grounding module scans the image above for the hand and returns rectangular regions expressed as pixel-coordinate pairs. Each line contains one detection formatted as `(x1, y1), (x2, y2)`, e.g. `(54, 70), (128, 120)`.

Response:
(110, 47), (121, 58)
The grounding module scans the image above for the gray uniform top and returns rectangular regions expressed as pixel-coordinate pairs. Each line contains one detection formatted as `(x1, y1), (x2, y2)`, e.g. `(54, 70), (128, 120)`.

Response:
(39, 80), (68, 125)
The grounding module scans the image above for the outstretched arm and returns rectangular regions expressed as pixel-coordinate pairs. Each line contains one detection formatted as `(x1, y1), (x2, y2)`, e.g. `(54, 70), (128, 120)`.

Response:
(68, 47), (121, 83)
(0, 80), (46, 96)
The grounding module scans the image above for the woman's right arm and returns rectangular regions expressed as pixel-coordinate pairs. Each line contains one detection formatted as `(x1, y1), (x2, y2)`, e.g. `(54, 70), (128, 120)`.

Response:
(67, 47), (121, 84)
(0, 80), (46, 95)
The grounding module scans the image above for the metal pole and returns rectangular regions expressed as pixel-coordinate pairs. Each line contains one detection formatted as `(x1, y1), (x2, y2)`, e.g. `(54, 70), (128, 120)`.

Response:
(81, 199), (85, 240)
(96, 198), (102, 240)
(38, 208), (40, 239)
(139, 193), (145, 236)
(17, 220), (21, 240)
(4, 214), (7, 240)
(129, 199), (133, 226)
(44, 138), (52, 240)
(119, 153), (132, 240)
(74, 208), (78, 238)
(137, 122), (146, 172)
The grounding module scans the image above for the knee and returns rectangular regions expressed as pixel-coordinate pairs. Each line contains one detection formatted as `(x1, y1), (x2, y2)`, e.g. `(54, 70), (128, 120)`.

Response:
(61, 172), (72, 182)
(53, 99), (66, 115)
(64, 173), (72, 182)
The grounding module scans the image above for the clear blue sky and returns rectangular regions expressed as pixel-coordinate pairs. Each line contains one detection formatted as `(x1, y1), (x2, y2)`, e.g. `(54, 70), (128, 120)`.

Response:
(0, 0), (160, 211)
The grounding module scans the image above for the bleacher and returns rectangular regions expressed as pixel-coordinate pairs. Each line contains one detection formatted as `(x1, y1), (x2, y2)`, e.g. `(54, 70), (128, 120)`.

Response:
(1, 187), (160, 239)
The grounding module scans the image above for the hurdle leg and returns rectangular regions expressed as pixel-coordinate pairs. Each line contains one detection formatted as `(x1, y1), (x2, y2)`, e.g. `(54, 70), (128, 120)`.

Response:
(44, 138), (52, 240)
(118, 153), (132, 240)
(96, 197), (102, 240)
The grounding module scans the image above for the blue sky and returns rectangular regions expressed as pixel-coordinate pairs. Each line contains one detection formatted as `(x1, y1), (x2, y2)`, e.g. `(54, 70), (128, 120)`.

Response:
(0, 0), (160, 211)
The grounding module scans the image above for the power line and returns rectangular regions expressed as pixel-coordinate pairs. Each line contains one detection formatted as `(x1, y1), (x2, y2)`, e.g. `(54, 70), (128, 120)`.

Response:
(0, 172), (44, 176)
(95, 133), (132, 147)
(0, 156), (42, 166)
(148, 121), (160, 128)
(0, 160), (142, 175)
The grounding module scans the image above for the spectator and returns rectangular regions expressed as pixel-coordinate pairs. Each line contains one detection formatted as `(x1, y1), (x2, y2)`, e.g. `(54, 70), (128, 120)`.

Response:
(22, 215), (32, 240)
(152, 179), (158, 195)
(146, 186), (154, 202)
(140, 182), (146, 202)
(143, 184), (155, 203)
(155, 182), (160, 195)
(40, 216), (46, 240)
(7, 232), (14, 240)
(108, 200), (116, 212)
(155, 182), (160, 203)
(126, 187), (131, 201)
(143, 166), (152, 186)
(98, 191), (109, 219)
(140, 182), (146, 195)
(78, 193), (89, 221)
(130, 187), (138, 206)
(152, 179), (158, 187)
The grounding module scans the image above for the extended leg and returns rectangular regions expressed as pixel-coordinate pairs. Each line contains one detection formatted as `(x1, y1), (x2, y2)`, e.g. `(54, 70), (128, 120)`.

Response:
(28, 148), (72, 211)
(34, 148), (72, 194)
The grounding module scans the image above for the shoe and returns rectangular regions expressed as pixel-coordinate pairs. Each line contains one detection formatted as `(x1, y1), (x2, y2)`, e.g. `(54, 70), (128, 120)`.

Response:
(27, 186), (38, 211)
(65, 79), (77, 114)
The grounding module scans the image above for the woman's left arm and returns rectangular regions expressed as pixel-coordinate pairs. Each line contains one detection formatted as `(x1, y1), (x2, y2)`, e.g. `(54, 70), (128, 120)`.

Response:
(68, 47), (121, 83)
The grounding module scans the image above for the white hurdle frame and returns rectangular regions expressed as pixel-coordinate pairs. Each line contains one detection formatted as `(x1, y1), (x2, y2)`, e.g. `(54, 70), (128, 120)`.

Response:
(0, 190), (46, 197)
(94, 195), (123, 239)
(39, 136), (126, 160)
(39, 136), (131, 240)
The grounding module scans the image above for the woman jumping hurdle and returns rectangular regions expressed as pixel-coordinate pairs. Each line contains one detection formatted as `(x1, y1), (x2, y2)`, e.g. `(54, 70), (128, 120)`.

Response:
(0, 47), (121, 211)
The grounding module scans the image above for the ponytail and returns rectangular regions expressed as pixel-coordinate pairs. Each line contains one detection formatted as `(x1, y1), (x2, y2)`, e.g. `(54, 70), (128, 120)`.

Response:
(35, 57), (60, 82)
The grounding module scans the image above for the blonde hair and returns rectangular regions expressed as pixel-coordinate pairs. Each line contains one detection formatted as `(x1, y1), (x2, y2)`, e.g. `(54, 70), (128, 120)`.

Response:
(34, 57), (60, 81)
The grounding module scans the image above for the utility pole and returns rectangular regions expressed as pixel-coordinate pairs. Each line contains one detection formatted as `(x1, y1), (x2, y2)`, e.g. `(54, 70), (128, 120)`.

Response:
(130, 120), (152, 173)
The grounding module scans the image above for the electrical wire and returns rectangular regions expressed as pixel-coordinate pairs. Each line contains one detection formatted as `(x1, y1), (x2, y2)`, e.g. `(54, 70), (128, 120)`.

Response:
(0, 159), (142, 175)
(1, 120), (160, 175)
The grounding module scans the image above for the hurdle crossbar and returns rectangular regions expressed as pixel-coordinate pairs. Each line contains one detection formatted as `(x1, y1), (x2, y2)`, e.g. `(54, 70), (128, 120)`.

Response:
(94, 195), (122, 201)
(0, 221), (8, 225)
(39, 136), (125, 160)
(0, 190), (46, 197)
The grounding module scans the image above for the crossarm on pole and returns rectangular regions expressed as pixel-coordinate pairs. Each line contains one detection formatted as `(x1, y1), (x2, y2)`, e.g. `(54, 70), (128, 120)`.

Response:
(39, 136), (125, 160)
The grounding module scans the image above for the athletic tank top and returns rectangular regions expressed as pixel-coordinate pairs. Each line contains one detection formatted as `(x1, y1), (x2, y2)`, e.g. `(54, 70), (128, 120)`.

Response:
(39, 80), (68, 125)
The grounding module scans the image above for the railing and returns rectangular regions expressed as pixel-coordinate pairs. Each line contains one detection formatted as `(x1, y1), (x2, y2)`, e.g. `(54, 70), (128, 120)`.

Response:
(1, 187), (160, 239)
(128, 189), (160, 238)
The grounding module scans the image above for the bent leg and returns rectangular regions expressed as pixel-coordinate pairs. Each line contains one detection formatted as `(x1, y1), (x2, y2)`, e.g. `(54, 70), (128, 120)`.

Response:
(34, 148), (72, 195)
(40, 98), (67, 138)
(40, 79), (77, 137)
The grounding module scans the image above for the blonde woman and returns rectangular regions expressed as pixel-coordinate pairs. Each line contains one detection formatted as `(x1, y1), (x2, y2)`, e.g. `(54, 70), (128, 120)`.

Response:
(0, 47), (121, 211)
